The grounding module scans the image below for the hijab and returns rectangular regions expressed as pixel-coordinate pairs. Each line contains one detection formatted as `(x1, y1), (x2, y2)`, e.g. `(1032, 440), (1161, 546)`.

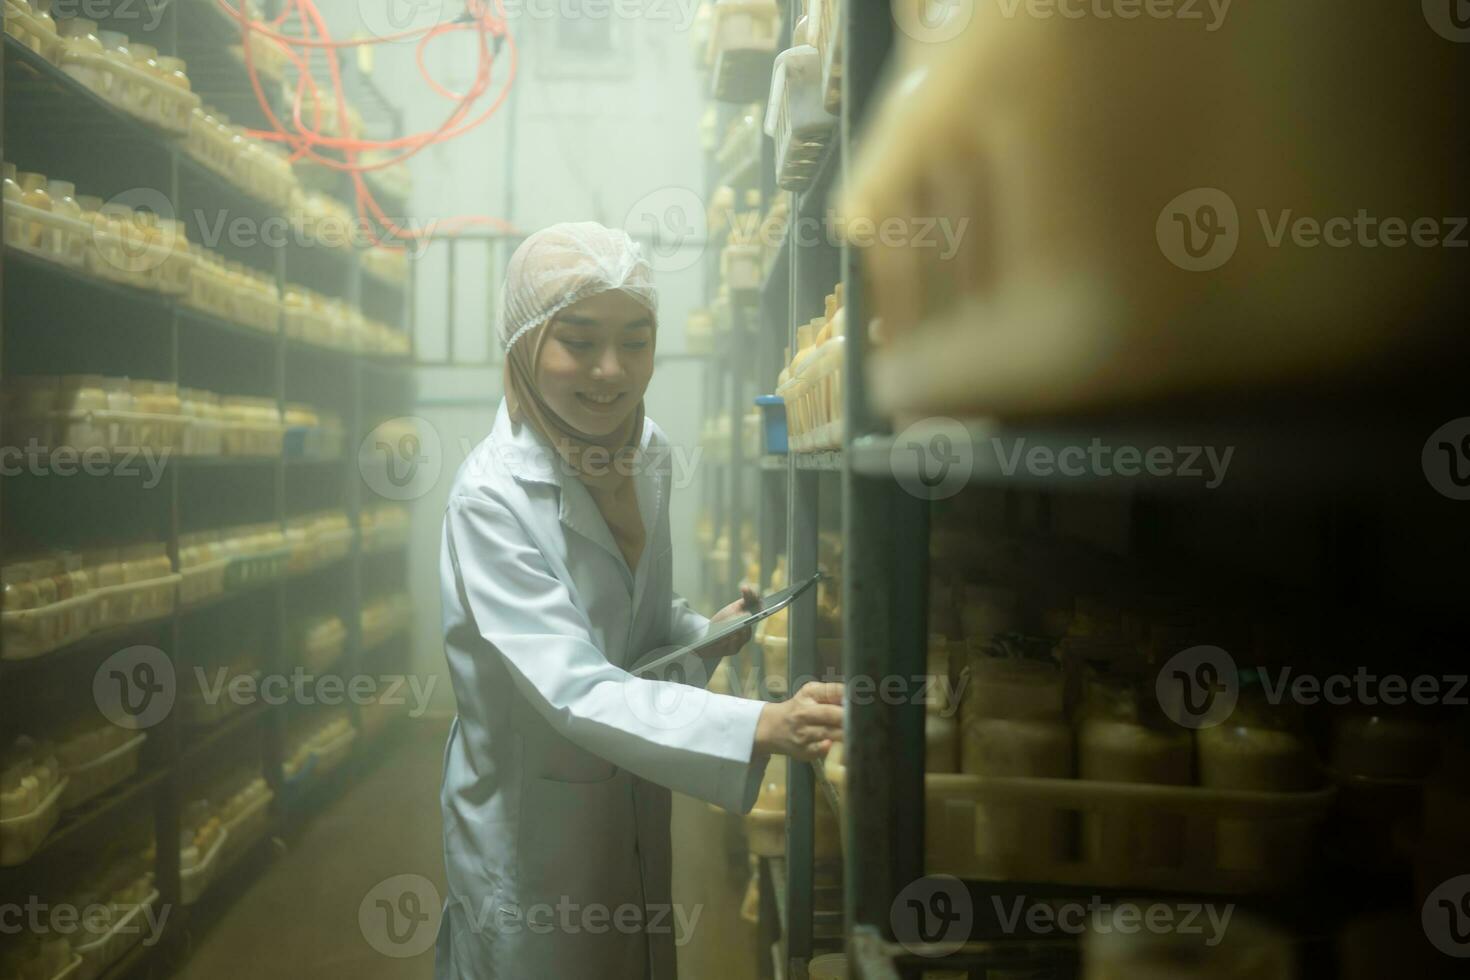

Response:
(499, 223), (659, 573)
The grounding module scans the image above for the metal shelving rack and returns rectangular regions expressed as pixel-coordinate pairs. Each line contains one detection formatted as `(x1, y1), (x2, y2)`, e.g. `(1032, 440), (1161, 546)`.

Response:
(0, 3), (415, 975)
(731, 1), (1470, 978)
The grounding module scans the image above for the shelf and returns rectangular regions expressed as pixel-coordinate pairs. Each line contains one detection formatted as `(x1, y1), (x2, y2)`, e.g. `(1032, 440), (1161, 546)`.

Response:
(2, 245), (174, 315)
(176, 152), (281, 238)
(286, 551), (354, 579)
(283, 336), (357, 362)
(181, 703), (273, 768)
(179, 575), (282, 616)
(20, 769), (168, 867)
(176, 305), (281, 349)
(760, 454), (789, 472)
(0, 615), (172, 678)
(360, 540), (411, 559)
(94, 938), (157, 980)
(848, 408), (1437, 494)
(3, 36), (173, 175)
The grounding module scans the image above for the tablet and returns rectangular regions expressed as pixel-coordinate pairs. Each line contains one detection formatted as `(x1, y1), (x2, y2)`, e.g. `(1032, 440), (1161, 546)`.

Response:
(630, 572), (822, 678)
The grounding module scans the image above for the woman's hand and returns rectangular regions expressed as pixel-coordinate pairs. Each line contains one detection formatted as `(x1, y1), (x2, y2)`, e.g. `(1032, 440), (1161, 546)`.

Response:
(697, 585), (761, 660)
(754, 682), (845, 761)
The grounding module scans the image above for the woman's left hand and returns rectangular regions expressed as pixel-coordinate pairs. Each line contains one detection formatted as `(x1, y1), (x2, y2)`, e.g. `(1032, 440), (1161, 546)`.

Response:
(699, 585), (760, 660)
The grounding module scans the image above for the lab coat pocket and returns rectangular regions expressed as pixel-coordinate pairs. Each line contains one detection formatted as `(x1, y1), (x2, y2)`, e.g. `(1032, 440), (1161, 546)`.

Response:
(518, 769), (641, 904)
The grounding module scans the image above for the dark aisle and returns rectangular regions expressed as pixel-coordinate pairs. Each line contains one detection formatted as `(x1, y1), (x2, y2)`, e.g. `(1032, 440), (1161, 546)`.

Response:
(164, 717), (757, 980)
(170, 719), (450, 980)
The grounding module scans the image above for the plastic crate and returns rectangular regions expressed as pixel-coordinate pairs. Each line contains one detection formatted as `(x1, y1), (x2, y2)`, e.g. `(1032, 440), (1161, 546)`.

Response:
(59, 49), (199, 134)
(0, 776), (68, 866)
(179, 827), (228, 906)
(218, 787), (274, 871)
(3, 200), (90, 268)
(313, 726), (357, 776)
(4, 3), (63, 61)
(59, 733), (147, 812)
(73, 889), (158, 980)
(179, 556), (230, 606)
(1, 592), (94, 661)
(763, 45), (835, 192)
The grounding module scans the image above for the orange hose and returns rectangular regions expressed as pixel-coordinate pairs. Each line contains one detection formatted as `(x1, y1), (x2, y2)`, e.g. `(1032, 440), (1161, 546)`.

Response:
(213, 0), (518, 244)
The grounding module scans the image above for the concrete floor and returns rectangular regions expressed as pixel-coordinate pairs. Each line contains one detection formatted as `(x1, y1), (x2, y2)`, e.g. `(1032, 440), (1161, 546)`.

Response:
(168, 718), (757, 980)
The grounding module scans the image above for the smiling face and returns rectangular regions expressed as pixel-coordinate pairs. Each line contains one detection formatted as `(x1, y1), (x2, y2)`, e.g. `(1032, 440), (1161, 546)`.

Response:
(534, 289), (655, 437)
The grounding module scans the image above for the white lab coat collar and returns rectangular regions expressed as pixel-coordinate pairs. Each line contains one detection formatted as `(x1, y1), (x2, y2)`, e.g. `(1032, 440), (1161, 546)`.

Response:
(488, 401), (663, 597)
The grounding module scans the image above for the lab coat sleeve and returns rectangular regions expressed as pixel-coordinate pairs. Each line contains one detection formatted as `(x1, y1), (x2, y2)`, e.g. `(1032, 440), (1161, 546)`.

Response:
(447, 493), (769, 813)
(668, 593), (711, 649)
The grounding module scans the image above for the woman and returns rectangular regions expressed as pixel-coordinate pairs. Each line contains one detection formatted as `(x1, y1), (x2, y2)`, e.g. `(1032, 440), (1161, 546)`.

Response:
(435, 222), (844, 980)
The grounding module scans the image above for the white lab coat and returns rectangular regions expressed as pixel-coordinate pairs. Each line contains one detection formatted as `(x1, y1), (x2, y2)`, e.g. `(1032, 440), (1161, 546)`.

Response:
(435, 402), (769, 980)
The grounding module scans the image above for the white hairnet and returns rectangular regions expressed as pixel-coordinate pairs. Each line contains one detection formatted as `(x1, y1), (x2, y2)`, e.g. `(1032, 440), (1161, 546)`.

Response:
(499, 221), (658, 352)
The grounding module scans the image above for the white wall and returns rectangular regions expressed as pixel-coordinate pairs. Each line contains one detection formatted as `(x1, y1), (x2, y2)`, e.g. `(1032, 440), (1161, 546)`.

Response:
(333, 6), (716, 715)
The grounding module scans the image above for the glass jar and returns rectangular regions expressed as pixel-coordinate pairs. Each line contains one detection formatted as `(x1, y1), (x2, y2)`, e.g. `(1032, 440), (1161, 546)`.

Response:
(57, 18), (105, 90)
(1329, 709), (1440, 874)
(1078, 677), (1193, 872)
(55, 374), (109, 414)
(129, 41), (161, 76)
(156, 55), (191, 92)
(1197, 678), (1319, 872)
(84, 548), (124, 592)
(45, 178), (82, 253)
(2, 163), (21, 204)
(96, 30), (133, 102)
(1330, 711), (1439, 781)
(1, 564), (42, 613)
(926, 710), (958, 773)
(961, 655), (1073, 876)
(17, 172), (52, 249)
(100, 375), (133, 412)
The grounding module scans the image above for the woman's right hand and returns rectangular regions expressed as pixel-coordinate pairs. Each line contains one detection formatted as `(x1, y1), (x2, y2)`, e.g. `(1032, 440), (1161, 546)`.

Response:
(754, 682), (845, 761)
